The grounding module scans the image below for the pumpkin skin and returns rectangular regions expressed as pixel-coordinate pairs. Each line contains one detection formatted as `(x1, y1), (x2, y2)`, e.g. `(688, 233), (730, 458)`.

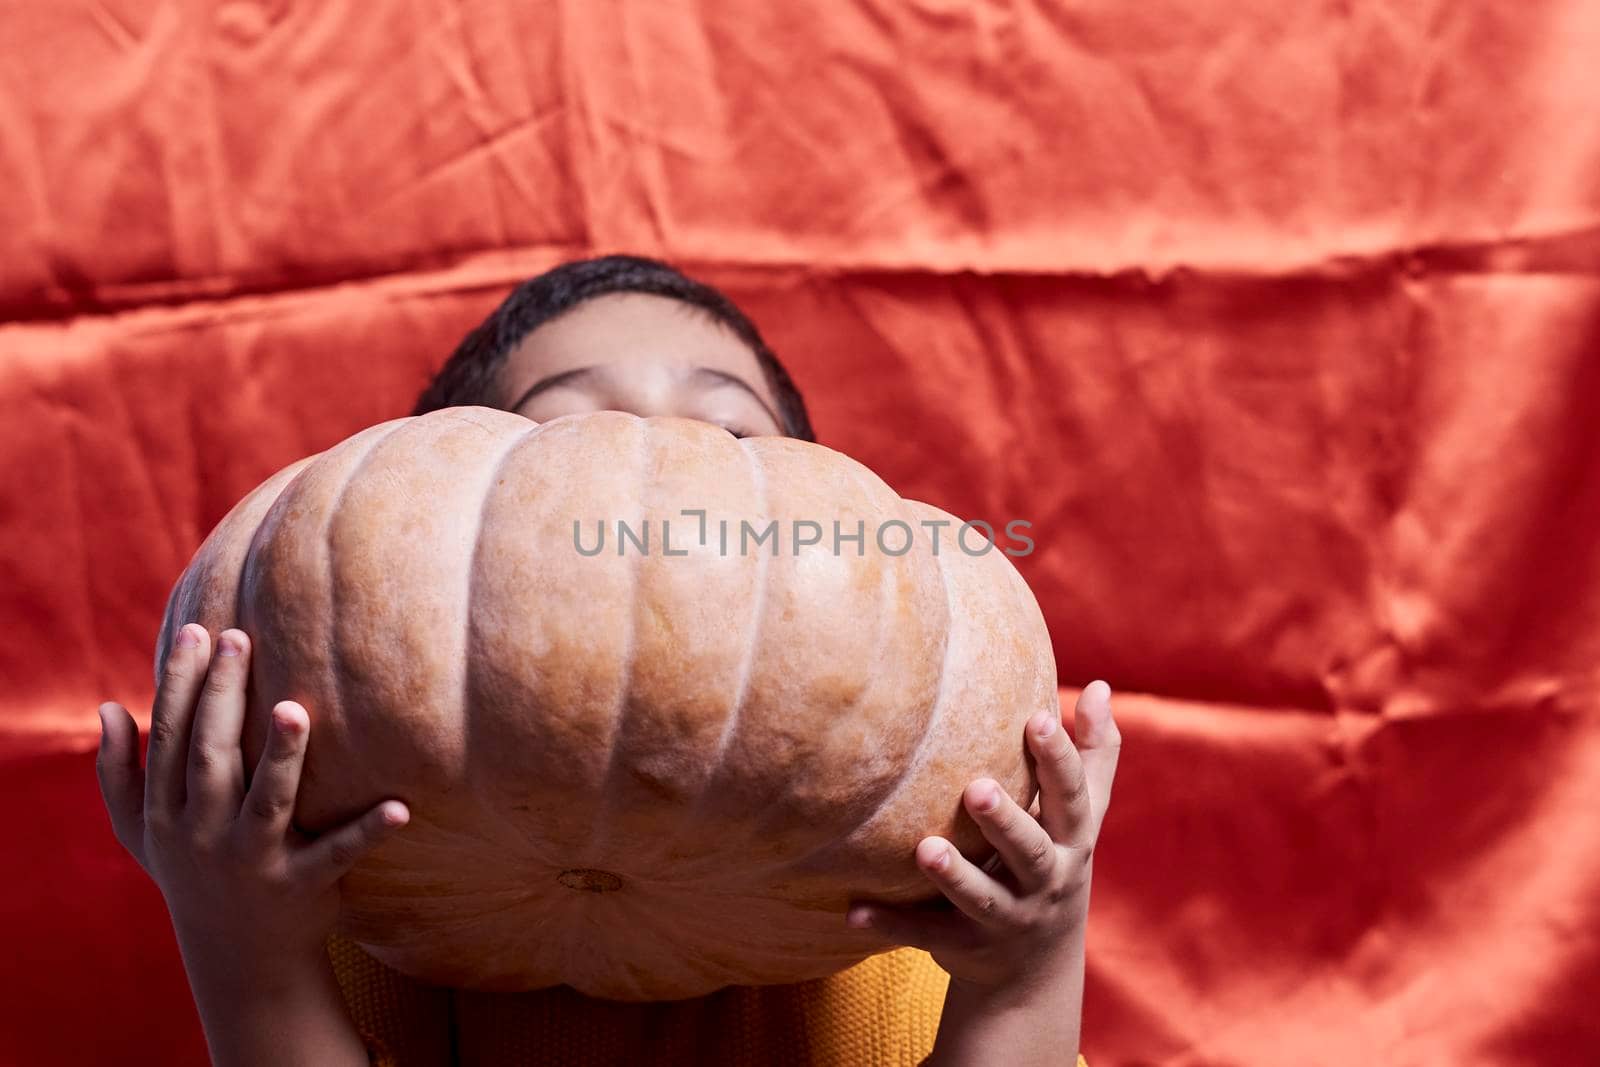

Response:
(156, 407), (1056, 1000)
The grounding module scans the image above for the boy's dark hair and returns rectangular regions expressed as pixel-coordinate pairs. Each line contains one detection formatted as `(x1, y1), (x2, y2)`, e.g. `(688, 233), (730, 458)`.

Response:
(413, 254), (815, 441)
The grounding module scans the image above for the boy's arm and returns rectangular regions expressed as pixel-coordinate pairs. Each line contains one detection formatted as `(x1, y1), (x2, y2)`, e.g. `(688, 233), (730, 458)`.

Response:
(847, 682), (1119, 1067)
(97, 624), (408, 1067)
(176, 942), (372, 1067)
(922, 896), (1087, 1065)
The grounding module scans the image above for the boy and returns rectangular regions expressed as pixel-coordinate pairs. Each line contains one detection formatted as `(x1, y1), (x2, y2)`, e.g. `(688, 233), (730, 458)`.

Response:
(97, 255), (1118, 1066)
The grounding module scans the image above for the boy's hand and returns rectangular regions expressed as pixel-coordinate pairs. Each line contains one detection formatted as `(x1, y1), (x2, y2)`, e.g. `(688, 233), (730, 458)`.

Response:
(96, 623), (408, 989)
(846, 681), (1120, 996)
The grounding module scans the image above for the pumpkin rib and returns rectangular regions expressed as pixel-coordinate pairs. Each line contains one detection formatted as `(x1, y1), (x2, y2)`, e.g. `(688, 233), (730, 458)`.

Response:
(846, 455), (923, 775)
(824, 457), (918, 812)
(155, 541), (195, 683)
(831, 488), (956, 846)
(575, 416), (652, 869)
(649, 435), (897, 887)
(157, 454), (317, 684)
(676, 432), (772, 833)
(748, 489), (958, 890)
(232, 458), (318, 662)
(322, 421), (414, 739)
(460, 416), (548, 845)
(462, 421), (548, 697)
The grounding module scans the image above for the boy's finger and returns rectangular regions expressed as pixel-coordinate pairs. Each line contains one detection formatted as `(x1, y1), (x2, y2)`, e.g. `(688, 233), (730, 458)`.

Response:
(239, 701), (311, 843)
(95, 702), (146, 862)
(187, 630), (251, 830)
(844, 901), (974, 956)
(146, 624), (210, 816)
(962, 778), (1059, 895)
(1072, 680), (1121, 842)
(1028, 704), (1092, 846)
(298, 799), (410, 886)
(912, 835), (1021, 930)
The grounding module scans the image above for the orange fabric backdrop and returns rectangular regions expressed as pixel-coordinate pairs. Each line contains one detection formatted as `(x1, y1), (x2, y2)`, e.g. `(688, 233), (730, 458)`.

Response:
(3, 2), (1598, 1064)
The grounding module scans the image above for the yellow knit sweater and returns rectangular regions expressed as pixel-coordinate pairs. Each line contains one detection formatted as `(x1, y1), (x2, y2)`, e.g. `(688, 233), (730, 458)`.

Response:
(327, 937), (1088, 1066)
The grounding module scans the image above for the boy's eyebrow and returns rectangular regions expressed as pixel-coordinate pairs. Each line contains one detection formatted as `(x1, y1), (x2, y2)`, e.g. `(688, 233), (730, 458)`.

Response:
(691, 367), (781, 428)
(507, 366), (597, 413)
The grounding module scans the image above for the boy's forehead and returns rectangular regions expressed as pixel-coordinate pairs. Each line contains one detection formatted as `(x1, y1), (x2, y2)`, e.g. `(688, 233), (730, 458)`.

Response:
(503, 292), (767, 386)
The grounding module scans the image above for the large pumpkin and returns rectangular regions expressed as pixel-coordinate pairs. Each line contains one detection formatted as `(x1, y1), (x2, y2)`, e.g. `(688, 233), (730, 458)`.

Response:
(156, 407), (1056, 1000)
